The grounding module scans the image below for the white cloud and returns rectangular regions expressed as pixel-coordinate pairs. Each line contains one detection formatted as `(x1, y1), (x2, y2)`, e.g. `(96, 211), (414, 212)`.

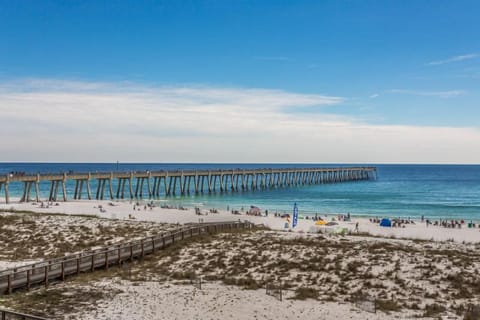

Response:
(387, 89), (466, 98)
(427, 54), (478, 66)
(369, 94), (379, 99)
(0, 79), (479, 163)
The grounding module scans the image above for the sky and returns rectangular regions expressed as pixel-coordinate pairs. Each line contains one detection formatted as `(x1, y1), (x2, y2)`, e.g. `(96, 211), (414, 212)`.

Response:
(0, 0), (479, 163)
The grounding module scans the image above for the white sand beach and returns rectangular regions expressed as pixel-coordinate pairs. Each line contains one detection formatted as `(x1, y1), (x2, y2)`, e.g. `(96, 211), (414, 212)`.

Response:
(1, 199), (479, 243)
(2, 200), (480, 319)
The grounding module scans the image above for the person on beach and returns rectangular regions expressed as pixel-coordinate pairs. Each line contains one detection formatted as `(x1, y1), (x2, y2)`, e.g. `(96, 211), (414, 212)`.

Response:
(355, 222), (359, 233)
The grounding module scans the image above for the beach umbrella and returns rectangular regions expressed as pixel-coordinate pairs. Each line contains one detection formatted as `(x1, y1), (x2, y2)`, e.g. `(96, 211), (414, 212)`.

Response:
(315, 220), (327, 225)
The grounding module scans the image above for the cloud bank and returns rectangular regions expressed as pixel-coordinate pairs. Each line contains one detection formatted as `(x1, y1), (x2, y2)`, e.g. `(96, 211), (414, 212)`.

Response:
(0, 79), (479, 163)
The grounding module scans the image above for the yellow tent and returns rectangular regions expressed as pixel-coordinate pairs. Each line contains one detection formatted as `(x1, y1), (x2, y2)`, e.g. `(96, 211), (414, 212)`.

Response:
(315, 220), (327, 225)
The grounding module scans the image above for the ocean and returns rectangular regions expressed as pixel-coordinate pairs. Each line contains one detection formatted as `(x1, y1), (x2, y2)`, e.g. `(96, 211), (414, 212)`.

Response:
(1, 163), (480, 220)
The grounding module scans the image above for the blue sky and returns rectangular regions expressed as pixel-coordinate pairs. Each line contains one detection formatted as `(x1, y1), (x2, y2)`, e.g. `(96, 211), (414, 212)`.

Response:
(1, 1), (479, 162)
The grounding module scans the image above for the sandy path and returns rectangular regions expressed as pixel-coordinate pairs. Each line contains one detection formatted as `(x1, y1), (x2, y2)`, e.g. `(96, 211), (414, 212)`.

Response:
(83, 281), (401, 320)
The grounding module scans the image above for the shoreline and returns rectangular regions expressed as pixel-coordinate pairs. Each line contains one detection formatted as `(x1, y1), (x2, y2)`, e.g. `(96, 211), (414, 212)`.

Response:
(2, 196), (480, 223)
(1, 199), (480, 243)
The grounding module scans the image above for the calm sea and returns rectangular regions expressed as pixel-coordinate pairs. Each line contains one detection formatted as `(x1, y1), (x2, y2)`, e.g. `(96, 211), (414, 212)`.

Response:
(1, 163), (479, 220)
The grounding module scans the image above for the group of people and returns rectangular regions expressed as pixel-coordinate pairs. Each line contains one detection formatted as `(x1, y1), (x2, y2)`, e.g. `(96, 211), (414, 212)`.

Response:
(370, 217), (416, 228)
(38, 201), (59, 208)
(195, 207), (216, 215)
(369, 215), (480, 229)
(305, 213), (326, 221)
(424, 218), (480, 229)
(133, 200), (156, 212)
(9, 171), (26, 177)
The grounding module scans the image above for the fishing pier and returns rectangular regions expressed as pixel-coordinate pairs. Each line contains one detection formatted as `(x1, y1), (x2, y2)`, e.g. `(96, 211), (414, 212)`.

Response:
(0, 167), (377, 203)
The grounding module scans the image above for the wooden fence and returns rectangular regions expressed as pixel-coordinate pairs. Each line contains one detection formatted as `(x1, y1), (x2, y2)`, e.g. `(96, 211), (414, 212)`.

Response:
(0, 220), (254, 295)
(0, 309), (48, 320)
(354, 294), (376, 313)
(265, 282), (283, 301)
(191, 276), (202, 290)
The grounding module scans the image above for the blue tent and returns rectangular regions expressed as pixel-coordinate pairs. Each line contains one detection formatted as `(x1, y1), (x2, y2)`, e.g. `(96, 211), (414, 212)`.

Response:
(380, 218), (392, 227)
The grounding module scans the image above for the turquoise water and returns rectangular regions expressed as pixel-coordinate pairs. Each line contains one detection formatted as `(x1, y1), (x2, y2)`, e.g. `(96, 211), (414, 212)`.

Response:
(1, 163), (480, 220)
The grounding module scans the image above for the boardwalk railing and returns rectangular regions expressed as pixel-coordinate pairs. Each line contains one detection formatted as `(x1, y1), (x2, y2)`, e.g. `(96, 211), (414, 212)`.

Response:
(0, 309), (49, 320)
(0, 220), (254, 295)
(0, 166), (377, 203)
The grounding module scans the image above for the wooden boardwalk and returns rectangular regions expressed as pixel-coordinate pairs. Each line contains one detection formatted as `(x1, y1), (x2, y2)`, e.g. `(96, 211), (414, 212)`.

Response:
(0, 221), (254, 295)
(0, 167), (377, 203)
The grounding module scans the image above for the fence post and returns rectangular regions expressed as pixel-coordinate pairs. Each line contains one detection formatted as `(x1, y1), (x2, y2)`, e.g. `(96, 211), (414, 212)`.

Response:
(61, 261), (65, 281)
(27, 269), (31, 290)
(7, 274), (11, 294)
(151, 237), (155, 253)
(77, 258), (80, 275)
(118, 247), (121, 264)
(105, 251), (109, 269)
(91, 254), (95, 271)
(44, 266), (48, 288)
(141, 240), (144, 258)
(162, 236), (166, 248)
(130, 244), (133, 261)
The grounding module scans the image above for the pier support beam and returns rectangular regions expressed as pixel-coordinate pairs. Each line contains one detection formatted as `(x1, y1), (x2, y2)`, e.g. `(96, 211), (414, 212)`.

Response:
(116, 178), (129, 199)
(96, 178), (113, 200)
(20, 180), (39, 202)
(48, 179), (67, 202)
(74, 178), (91, 200)
(0, 177), (9, 204)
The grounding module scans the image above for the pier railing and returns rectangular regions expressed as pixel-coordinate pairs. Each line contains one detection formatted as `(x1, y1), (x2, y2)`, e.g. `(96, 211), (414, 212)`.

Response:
(0, 220), (254, 295)
(0, 166), (377, 203)
(0, 309), (49, 320)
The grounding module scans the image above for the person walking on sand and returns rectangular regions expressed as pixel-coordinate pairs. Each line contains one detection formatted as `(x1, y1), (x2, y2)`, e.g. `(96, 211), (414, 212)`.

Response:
(355, 222), (359, 233)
